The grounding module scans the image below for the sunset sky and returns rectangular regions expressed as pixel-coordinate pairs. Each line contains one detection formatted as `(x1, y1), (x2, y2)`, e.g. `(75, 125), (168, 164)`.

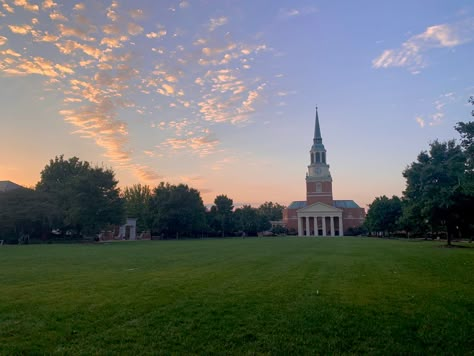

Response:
(1, 0), (473, 208)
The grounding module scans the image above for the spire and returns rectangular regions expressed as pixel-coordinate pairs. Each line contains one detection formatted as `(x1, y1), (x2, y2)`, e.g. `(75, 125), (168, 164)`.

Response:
(313, 106), (322, 145)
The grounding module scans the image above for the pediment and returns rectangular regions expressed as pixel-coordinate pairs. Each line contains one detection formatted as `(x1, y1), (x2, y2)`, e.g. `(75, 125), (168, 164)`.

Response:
(297, 202), (342, 213)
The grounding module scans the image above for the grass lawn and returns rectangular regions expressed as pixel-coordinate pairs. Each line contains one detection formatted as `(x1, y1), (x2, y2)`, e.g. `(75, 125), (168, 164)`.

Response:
(0, 237), (473, 354)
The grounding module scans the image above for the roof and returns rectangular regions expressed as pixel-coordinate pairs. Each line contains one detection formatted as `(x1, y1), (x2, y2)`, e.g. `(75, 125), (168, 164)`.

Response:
(0, 180), (23, 192)
(333, 200), (361, 209)
(287, 201), (307, 209)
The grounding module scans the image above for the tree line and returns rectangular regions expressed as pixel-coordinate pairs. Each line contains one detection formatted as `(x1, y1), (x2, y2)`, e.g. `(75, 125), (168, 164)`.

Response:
(0, 156), (285, 243)
(365, 98), (474, 244)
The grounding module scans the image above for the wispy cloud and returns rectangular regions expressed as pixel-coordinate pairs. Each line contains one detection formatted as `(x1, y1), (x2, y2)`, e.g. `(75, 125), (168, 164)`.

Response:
(278, 7), (317, 20)
(373, 18), (474, 72)
(208, 16), (228, 32)
(0, 0), (275, 183)
(415, 116), (425, 128)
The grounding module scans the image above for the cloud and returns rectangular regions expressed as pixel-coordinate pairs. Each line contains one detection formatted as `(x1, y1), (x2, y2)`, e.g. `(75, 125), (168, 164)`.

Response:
(2, 56), (67, 77)
(278, 7), (317, 20)
(0, 0), (276, 182)
(57, 24), (95, 41)
(415, 116), (425, 128)
(8, 24), (32, 35)
(13, 0), (39, 12)
(160, 134), (220, 157)
(208, 17), (228, 32)
(50, 11), (68, 21)
(146, 30), (167, 39)
(373, 18), (474, 72)
(2, 3), (15, 13)
(127, 22), (143, 36)
(133, 164), (162, 181)
(42, 0), (57, 10)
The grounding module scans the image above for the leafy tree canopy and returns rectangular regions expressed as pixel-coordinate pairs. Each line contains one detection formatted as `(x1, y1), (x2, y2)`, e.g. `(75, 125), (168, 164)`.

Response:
(150, 182), (207, 238)
(122, 184), (153, 231)
(36, 155), (124, 235)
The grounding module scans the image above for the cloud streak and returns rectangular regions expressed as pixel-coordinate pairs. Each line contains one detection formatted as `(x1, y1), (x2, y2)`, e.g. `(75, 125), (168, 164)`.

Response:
(373, 18), (474, 72)
(0, 0), (275, 183)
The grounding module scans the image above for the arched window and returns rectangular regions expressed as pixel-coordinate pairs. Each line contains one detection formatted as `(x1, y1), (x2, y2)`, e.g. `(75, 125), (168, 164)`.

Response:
(311, 153), (314, 164)
(316, 183), (322, 193)
(322, 152), (326, 163)
(316, 152), (321, 163)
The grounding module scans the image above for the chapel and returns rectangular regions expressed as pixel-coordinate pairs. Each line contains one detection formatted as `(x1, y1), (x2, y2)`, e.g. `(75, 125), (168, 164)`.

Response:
(282, 108), (365, 236)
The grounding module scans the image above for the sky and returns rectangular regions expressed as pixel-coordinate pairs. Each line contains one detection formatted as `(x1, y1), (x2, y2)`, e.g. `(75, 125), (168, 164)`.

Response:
(0, 0), (473, 208)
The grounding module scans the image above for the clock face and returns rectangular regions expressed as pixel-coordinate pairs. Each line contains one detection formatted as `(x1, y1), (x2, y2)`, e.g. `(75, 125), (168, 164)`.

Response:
(316, 168), (322, 175)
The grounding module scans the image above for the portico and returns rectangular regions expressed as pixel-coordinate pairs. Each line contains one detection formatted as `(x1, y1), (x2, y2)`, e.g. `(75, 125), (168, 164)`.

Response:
(296, 202), (343, 236)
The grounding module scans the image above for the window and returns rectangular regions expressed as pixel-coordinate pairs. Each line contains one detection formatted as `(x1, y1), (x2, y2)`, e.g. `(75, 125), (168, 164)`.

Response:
(322, 152), (326, 163)
(316, 183), (322, 193)
(316, 152), (320, 163)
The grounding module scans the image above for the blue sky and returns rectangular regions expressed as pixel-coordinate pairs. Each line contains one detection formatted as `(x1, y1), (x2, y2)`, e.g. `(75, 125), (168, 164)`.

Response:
(0, 0), (473, 208)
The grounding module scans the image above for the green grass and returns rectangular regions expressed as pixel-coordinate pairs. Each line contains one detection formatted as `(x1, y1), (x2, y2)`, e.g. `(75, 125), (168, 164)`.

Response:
(1, 237), (473, 354)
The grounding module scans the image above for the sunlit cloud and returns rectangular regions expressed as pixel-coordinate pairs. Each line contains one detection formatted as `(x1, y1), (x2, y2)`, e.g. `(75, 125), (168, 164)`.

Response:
(13, 0), (39, 12)
(160, 134), (220, 157)
(146, 30), (166, 39)
(373, 18), (474, 72)
(0, 0), (276, 182)
(50, 11), (68, 22)
(2, 2), (15, 13)
(73, 3), (85, 11)
(8, 24), (32, 35)
(132, 164), (162, 182)
(42, 0), (57, 10)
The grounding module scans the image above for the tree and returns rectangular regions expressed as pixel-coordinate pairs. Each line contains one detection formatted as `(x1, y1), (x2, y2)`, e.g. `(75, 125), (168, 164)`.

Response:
(234, 205), (271, 236)
(0, 187), (55, 242)
(257, 201), (285, 221)
(213, 194), (234, 237)
(364, 195), (402, 236)
(402, 140), (466, 245)
(36, 155), (124, 236)
(122, 184), (153, 232)
(150, 182), (207, 239)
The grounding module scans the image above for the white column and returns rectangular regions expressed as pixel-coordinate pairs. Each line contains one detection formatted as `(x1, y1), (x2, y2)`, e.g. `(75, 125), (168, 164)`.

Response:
(305, 217), (310, 236)
(339, 216), (343, 236)
(322, 217), (326, 236)
(298, 217), (303, 236)
(330, 216), (335, 237)
(314, 216), (319, 236)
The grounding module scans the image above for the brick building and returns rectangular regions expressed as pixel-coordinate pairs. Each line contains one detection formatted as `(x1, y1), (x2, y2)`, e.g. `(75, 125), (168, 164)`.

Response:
(283, 108), (365, 236)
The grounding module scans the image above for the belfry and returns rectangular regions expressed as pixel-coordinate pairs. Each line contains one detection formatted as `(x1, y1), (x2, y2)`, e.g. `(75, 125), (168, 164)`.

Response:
(283, 107), (365, 236)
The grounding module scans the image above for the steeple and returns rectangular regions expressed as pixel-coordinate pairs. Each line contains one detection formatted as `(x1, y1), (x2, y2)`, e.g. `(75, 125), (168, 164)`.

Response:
(313, 106), (322, 145)
(307, 106), (331, 181)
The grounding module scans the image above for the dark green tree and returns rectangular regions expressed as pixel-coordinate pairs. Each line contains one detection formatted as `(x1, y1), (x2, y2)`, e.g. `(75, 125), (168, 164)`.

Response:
(257, 201), (285, 221)
(150, 182), (207, 239)
(213, 194), (234, 237)
(36, 155), (124, 236)
(364, 195), (402, 236)
(122, 184), (153, 232)
(0, 187), (55, 242)
(234, 205), (271, 236)
(402, 140), (466, 245)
